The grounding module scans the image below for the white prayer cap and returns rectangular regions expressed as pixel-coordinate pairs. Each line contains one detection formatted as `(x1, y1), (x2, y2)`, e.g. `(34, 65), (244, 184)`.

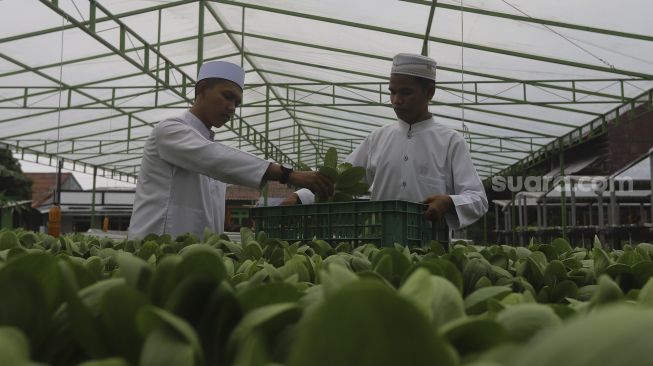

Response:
(197, 61), (245, 90)
(391, 53), (437, 81)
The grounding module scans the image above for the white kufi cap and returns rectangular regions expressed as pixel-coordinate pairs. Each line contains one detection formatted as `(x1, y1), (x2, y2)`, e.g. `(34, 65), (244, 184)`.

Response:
(197, 61), (245, 90)
(391, 53), (437, 81)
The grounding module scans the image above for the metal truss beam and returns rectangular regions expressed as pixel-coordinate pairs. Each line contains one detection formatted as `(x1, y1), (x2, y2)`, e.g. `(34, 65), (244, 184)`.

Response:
(35, 0), (295, 171)
(257, 69), (593, 128)
(0, 0), (196, 44)
(248, 53), (607, 117)
(230, 30), (638, 109)
(0, 52), (243, 127)
(4, 76), (638, 108)
(203, 2), (321, 162)
(1, 143), (137, 183)
(254, 84), (558, 138)
(208, 0), (653, 79)
(402, 0), (653, 43)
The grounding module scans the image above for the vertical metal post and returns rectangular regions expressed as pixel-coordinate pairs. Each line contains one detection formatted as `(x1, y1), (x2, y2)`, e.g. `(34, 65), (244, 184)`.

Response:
(198, 0), (205, 76)
(264, 85), (270, 206)
(127, 114), (132, 152)
(89, 1), (96, 32)
(494, 202), (500, 231)
(542, 196), (547, 227)
(155, 9), (162, 106)
(241, 7), (245, 67)
(265, 85), (270, 158)
(650, 149), (653, 225)
(510, 191), (516, 244)
(238, 116), (242, 149)
(523, 195), (528, 228)
(504, 209), (509, 231)
(517, 194), (523, 228)
(598, 192), (604, 228)
(91, 166), (97, 229)
(296, 123), (301, 163)
(609, 178), (618, 226)
(119, 26), (125, 52)
(23, 88), (29, 108)
(56, 159), (63, 205)
(559, 140), (567, 239)
(504, 209), (509, 245)
(570, 178), (577, 227)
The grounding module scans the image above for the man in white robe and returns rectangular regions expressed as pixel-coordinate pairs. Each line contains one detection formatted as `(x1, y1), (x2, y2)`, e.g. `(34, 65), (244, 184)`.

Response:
(128, 61), (332, 239)
(284, 53), (487, 229)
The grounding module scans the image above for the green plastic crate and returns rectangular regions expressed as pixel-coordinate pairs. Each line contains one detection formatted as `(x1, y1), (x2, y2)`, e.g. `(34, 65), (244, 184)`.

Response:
(251, 200), (448, 247)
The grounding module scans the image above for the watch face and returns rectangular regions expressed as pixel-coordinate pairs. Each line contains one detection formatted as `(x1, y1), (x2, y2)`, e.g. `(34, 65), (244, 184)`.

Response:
(281, 163), (293, 171)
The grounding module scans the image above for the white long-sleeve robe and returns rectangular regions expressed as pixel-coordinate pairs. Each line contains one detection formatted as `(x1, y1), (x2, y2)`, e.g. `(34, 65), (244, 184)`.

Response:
(128, 111), (270, 239)
(296, 117), (488, 229)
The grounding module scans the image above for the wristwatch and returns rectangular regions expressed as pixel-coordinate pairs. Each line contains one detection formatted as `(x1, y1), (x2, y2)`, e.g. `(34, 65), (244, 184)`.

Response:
(279, 163), (294, 185)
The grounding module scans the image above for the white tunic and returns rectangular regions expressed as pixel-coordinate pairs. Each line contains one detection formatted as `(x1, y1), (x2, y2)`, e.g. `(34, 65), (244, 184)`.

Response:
(128, 111), (270, 239)
(296, 117), (488, 229)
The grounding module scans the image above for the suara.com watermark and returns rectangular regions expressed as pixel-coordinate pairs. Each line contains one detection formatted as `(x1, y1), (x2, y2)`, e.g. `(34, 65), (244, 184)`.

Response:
(490, 175), (634, 193)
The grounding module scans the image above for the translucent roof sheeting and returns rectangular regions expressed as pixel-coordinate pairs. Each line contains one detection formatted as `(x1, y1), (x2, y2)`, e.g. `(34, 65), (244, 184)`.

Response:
(1, 0), (653, 183)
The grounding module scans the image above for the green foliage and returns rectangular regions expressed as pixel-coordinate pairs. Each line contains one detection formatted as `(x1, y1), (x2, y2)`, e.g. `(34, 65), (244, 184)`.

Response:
(0, 231), (652, 365)
(0, 148), (32, 201)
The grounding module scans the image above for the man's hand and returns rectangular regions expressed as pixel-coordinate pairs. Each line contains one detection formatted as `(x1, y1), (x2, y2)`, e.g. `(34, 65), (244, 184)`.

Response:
(288, 171), (334, 199)
(423, 195), (454, 221)
(280, 193), (301, 206)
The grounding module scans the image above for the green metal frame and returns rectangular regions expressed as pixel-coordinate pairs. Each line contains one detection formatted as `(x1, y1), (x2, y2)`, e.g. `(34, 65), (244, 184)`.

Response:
(0, 0), (651, 184)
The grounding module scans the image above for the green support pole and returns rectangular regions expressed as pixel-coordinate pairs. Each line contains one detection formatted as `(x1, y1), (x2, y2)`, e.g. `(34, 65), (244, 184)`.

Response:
(559, 139), (567, 240)
(264, 85), (270, 206)
(241, 7), (245, 67)
(89, 1), (96, 32)
(510, 177), (516, 245)
(421, 0), (437, 56)
(91, 166), (97, 229)
(198, 0), (205, 76)
(155, 9), (162, 107)
(292, 123), (302, 163)
(265, 85), (270, 158)
(127, 114), (132, 152)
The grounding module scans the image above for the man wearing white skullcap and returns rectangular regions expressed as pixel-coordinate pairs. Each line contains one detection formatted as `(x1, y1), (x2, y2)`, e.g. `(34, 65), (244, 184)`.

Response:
(286, 53), (487, 231)
(129, 61), (333, 239)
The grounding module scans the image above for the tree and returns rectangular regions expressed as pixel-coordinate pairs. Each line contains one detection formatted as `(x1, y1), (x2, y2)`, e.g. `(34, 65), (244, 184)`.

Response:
(0, 148), (32, 202)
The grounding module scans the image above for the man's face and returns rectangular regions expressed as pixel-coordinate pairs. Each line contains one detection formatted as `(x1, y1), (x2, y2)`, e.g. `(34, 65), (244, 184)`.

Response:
(197, 79), (243, 128)
(389, 73), (433, 123)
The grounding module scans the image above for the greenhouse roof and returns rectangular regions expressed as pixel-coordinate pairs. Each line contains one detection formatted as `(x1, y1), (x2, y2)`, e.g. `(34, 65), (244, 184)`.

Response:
(1, 0), (652, 183)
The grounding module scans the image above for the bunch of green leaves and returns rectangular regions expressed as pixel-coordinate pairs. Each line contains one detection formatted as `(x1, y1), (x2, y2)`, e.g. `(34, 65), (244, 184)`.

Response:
(315, 147), (369, 203)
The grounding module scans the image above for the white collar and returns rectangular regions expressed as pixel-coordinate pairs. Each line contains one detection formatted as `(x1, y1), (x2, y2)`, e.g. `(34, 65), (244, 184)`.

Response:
(397, 115), (434, 133)
(184, 110), (215, 141)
